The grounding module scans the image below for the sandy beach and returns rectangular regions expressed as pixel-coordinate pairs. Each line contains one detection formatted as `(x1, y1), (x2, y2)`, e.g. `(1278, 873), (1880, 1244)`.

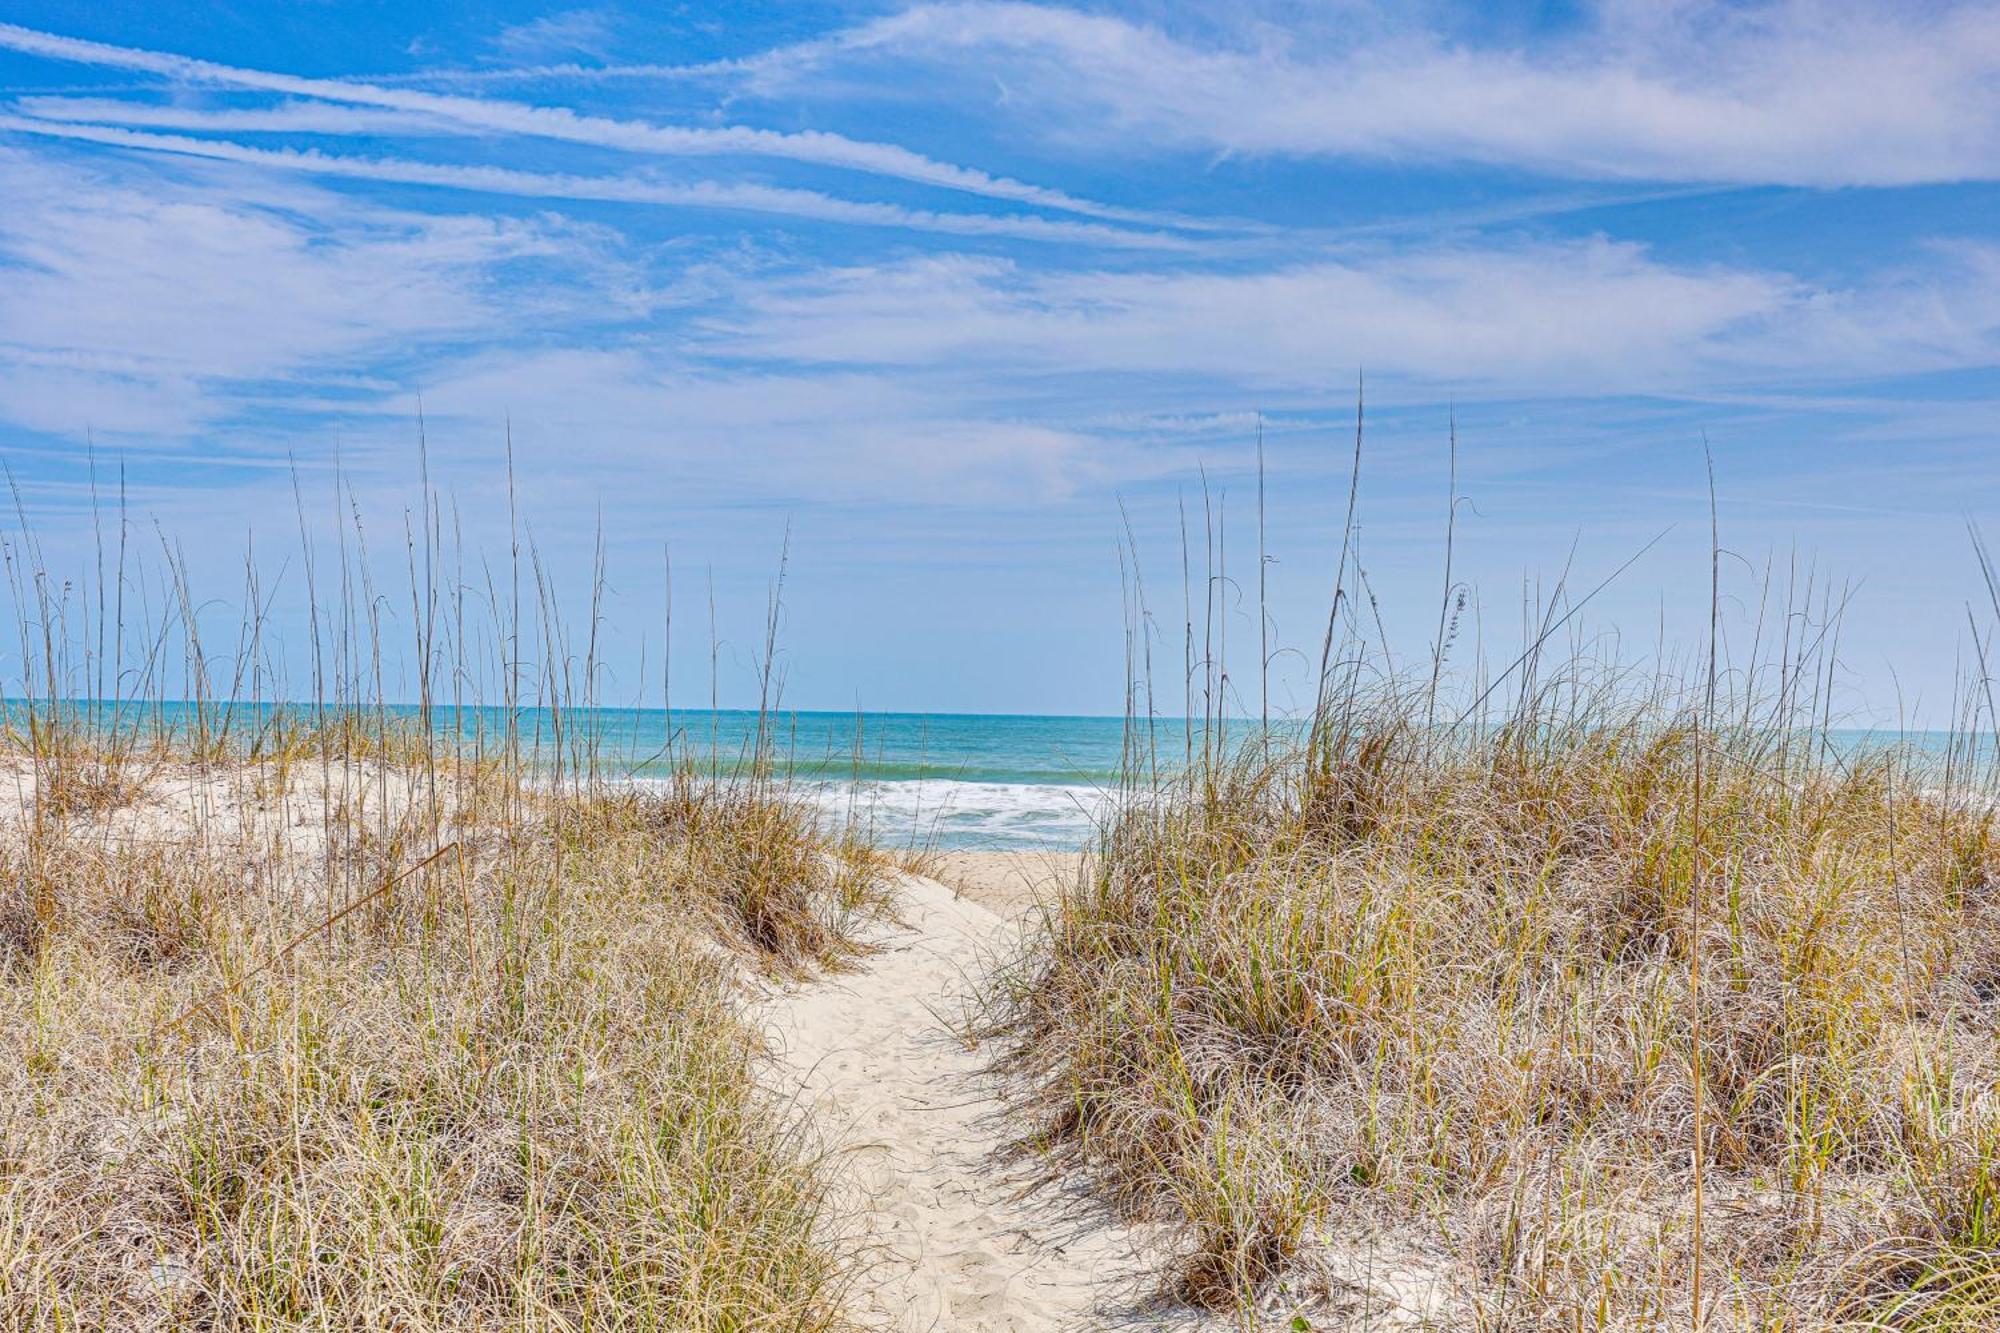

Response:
(931, 848), (1085, 916)
(761, 859), (1171, 1331)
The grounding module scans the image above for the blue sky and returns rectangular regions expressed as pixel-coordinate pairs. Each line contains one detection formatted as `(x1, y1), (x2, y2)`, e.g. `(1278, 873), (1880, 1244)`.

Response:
(0, 2), (1994, 719)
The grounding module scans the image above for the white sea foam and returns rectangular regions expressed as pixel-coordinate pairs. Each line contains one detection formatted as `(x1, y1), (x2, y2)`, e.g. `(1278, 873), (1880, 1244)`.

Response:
(809, 779), (1111, 850)
(603, 774), (1111, 849)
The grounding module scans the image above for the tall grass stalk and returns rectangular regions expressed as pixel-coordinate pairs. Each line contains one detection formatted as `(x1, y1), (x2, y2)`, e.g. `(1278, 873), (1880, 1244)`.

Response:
(995, 424), (2000, 1330)
(0, 453), (885, 1329)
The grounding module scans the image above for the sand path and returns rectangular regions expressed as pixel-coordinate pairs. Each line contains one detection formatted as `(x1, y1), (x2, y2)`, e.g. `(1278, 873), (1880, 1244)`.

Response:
(764, 859), (1170, 1331)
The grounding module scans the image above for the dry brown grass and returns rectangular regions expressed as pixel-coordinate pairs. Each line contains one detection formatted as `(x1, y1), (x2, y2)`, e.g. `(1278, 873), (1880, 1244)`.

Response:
(993, 698), (2000, 1329)
(4, 719), (160, 819)
(0, 742), (884, 1331)
(0, 438), (923, 1330)
(562, 774), (890, 977)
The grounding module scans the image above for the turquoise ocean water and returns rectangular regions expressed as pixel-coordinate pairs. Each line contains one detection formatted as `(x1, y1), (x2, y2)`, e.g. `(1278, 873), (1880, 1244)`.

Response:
(21, 702), (1983, 851)
(396, 709), (1991, 850)
(32, 704), (1140, 849)
(605, 708), (1136, 850)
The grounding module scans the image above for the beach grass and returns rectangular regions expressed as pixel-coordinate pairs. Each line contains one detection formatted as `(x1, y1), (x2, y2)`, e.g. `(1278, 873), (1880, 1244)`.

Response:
(988, 466), (2000, 1327)
(0, 466), (888, 1330)
(0, 734), (884, 1330)
(10, 438), (2000, 1330)
(997, 701), (2000, 1326)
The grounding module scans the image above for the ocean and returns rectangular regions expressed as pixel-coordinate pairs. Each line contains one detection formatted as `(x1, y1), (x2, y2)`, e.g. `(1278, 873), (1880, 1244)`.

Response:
(514, 708), (1990, 850)
(31, 702), (1143, 850)
(23, 701), (1985, 851)
(581, 708), (1137, 850)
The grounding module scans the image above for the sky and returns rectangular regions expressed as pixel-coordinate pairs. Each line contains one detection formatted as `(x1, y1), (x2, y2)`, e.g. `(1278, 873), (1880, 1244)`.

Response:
(0, 1), (1995, 720)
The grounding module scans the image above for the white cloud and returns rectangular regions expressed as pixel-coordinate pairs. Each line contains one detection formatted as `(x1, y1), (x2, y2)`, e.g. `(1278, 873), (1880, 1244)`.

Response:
(489, 9), (620, 65)
(0, 149), (1125, 504)
(0, 19), (1172, 225)
(0, 10), (1993, 531)
(0, 113), (1187, 248)
(701, 239), (2000, 394)
(13, 96), (465, 137)
(370, 346), (1114, 506)
(737, 0), (2000, 187)
(701, 245), (1751, 388)
(0, 150), (617, 437)
(8, 130), (1980, 509)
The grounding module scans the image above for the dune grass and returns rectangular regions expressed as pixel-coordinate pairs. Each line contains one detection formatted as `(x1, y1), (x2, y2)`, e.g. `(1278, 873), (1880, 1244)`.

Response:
(0, 741), (884, 1331)
(561, 774), (891, 978)
(996, 686), (2000, 1327)
(987, 460), (2000, 1330)
(0, 458), (896, 1330)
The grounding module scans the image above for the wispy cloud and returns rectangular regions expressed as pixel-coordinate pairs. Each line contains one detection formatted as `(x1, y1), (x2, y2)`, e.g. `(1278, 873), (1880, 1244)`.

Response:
(488, 9), (620, 65)
(703, 242), (2000, 393)
(14, 95), (464, 137)
(0, 113), (1186, 248)
(0, 148), (608, 438)
(0, 147), (1141, 504)
(706, 0), (2000, 187)
(0, 20), (1180, 226)
(418, 347), (1111, 505)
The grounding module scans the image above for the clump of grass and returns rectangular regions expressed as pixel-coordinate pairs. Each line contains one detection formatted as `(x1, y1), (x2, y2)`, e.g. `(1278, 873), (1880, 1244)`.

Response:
(988, 427), (2000, 1325)
(0, 747), (878, 1331)
(0, 450), (893, 1329)
(1000, 684), (2000, 1320)
(996, 679), (2000, 1325)
(2, 717), (161, 820)
(558, 771), (888, 976)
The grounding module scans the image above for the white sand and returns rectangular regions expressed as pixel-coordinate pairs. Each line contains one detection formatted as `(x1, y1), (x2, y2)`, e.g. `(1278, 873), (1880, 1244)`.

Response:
(932, 848), (1085, 917)
(765, 855), (1456, 1329)
(764, 866), (1184, 1331)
